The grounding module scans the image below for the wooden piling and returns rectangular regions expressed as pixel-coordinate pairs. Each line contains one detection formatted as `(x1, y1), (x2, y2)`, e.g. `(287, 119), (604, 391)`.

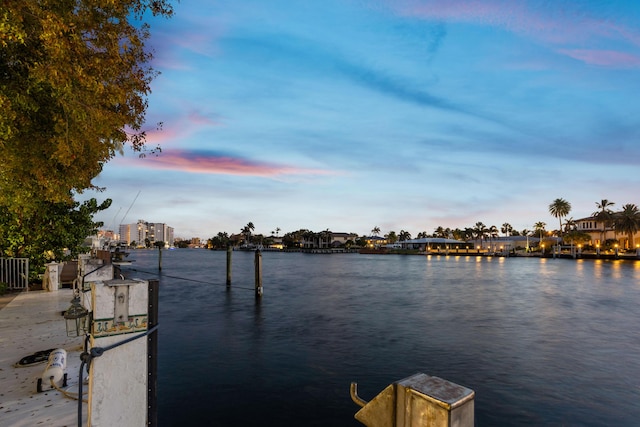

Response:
(158, 245), (162, 271)
(254, 249), (263, 298)
(226, 246), (232, 287)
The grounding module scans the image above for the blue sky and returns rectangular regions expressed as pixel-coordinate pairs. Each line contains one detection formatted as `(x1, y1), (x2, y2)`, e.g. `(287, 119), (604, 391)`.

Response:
(84, 0), (640, 239)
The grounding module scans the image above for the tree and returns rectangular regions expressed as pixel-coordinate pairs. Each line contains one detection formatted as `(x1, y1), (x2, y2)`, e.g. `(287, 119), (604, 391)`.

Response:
(399, 230), (411, 241)
(386, 231), (398, 244)
(472, 222), (488, 248)
(533, 222), (546, 241)
(549, 198), (571, 237)
(0, 0), (173, 274)
(501, 223), (513, 236)
(0, 197), (111, 275)
(593, 199), (615, 245)
(1, 0), (173, 205)
(614, 204), (640, 249)
(371, 226), (381, 236)
(562, 217), (576, 233)
(241, 222), (255, 244)
(208, 232), (230, 249)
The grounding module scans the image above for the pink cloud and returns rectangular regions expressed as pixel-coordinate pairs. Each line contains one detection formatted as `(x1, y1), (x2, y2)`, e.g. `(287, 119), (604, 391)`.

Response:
(123, 149), (337, 177)
(150, 23), (225, 70)
(389, 0), (640, 47)
(559, 49), (640, 68)
(140, 109), (221, 147)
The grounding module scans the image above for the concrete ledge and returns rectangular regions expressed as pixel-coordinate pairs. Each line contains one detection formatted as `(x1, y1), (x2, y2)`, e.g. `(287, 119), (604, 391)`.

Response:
(0, 289), (87, 426)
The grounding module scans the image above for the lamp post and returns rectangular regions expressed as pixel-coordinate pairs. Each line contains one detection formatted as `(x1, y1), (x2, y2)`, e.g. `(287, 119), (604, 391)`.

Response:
(64, 290), (89, 337)
(615, 244), (619, 258)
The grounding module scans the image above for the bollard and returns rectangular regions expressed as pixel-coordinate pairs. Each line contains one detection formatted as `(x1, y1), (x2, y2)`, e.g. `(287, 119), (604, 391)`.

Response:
(351, 373), (474, 427)
(254, 250), (263, 298)
(89, 279), (151, 426)
(226, 246), (232, 287)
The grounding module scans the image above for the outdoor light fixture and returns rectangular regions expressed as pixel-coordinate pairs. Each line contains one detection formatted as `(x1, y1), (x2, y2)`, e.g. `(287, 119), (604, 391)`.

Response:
(64, 291), (89, 337)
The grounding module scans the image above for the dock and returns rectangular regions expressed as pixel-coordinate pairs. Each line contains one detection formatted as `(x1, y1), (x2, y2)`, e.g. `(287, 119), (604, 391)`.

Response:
(0, 289), (87, 426)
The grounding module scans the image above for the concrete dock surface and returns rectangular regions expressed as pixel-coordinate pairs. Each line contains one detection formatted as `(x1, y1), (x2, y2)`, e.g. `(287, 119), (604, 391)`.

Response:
(0, 289), (87, 426)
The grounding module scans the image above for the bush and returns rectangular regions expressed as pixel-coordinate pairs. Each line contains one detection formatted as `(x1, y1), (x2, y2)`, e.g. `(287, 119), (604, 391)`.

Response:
(0, 282), (7, 295)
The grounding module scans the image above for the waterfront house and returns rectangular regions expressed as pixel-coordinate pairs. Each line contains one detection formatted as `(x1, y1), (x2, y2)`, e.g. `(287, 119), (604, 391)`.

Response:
(575, 215), (640, 249)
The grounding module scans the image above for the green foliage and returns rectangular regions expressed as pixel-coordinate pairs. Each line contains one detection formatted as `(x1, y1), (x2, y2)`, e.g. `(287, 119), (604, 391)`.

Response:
(0, 0), (173, 205)
(0, 197), (111, 275)
(208, 232), (230, 249)
(0, 282), (7, 295)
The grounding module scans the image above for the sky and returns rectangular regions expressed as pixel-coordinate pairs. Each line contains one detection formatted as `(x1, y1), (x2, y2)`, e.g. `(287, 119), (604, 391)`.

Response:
(83, 0), (640, 239)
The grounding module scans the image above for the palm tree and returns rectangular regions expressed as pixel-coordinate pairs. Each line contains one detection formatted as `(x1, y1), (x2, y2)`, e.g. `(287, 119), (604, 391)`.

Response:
(473, 222), (488, 248)
(614, 204), (640, 249)
(549, 198), (571, 237)
(501, 223), (513, 237)
(592, 199), (615, 245)
(386, 231), (398, 244)
(533, 222), (546, 245)
(371, 226), (380, 237)
(399, 230), (411, 241)
(242, 222), (255, 244)
(563, 217), (576, 233)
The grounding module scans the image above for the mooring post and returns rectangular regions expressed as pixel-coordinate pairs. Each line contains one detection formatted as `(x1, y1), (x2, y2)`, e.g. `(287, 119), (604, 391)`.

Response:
(158, 245), (162, 271)
(226, 246), (232, 288)
(351, 373), (474, 427)
(255, 249), (263, 298)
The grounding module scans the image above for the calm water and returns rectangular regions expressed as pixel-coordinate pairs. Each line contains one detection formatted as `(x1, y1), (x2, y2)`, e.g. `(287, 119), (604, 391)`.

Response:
(122, 249), (640, 426)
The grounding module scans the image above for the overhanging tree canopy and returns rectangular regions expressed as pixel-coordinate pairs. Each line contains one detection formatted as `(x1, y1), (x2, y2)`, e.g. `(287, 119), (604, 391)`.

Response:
(0, 0), (173, 205)
(0, 0), (173, 273)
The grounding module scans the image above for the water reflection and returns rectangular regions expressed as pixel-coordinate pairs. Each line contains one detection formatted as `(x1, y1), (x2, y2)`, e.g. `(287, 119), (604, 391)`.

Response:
(124, 250), (640, 426)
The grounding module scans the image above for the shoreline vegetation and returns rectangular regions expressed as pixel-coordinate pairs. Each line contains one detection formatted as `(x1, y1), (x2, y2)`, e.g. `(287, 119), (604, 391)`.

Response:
(198, 246), (639, 261)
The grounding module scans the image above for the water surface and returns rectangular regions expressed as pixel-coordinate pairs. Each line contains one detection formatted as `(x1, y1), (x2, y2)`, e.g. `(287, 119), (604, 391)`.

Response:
(124, 249), (640, 426)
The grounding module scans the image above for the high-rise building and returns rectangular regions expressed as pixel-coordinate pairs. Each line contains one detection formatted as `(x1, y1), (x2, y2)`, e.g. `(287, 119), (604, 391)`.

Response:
(119, 220), (174, 247)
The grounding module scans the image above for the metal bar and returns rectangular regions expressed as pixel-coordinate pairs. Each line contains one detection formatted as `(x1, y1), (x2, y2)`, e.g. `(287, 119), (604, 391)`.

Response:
(147, 279), (159, 426)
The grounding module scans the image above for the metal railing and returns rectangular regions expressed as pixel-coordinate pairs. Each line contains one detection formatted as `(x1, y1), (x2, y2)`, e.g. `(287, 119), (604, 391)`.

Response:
(0, 257), (29, 290)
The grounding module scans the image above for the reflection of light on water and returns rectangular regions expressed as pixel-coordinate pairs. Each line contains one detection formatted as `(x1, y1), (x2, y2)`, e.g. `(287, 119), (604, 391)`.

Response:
(125, 250), (640, 427)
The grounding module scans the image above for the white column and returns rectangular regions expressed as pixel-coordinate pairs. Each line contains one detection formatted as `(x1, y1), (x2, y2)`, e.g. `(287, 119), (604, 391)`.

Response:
(88, 279), (149, 427)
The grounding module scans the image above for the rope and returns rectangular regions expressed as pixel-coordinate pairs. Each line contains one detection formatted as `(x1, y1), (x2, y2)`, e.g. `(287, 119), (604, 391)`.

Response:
(125, 267), (256, 291)
(50, 378), (88, 403)
(76, 325), (159, 427)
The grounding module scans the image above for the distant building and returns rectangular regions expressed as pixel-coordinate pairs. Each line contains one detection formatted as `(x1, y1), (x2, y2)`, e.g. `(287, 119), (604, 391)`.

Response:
(119, 220), (174, 248)
(575, 215), (640, 249)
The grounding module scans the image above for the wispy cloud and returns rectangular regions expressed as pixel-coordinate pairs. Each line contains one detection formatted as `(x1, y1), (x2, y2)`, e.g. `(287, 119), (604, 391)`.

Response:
(143, 109), (221, 146)
(226, 34), (498, 123)
(122, 149), (338, 177)
(559, 49), (640, 68)
(389, 0), (640, 65)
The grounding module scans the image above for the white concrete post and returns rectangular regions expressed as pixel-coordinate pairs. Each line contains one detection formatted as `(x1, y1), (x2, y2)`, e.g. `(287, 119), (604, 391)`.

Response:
(44, 263), (61, 292)
(88, 279), (149, 427)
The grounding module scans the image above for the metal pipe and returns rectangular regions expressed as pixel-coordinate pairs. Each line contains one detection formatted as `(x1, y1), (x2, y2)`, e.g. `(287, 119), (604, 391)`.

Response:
(350, 382), (368, 408)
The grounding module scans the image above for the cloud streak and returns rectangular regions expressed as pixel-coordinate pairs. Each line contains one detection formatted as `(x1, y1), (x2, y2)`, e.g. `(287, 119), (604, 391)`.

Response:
(389, 0), (640, 66)
(559, 49), (640, 68)
(123, 149), (338, 177)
